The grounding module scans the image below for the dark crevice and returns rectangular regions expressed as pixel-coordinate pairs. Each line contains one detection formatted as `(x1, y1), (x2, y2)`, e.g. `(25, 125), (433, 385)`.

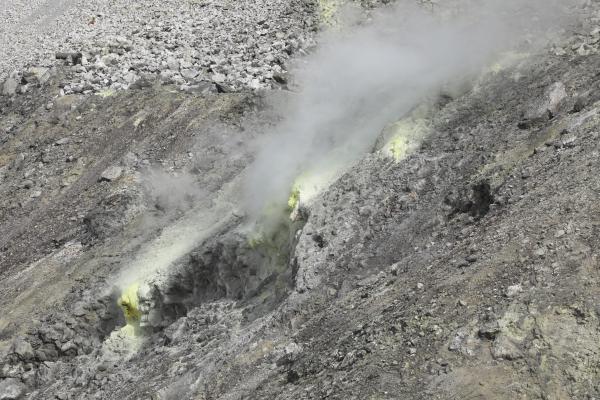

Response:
(445, 180), (495, 220)
(138, 214), (308, 332)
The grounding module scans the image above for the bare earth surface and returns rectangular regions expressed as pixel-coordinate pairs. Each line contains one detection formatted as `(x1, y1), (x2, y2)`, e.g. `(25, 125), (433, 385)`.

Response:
(2, 1), (600, 399)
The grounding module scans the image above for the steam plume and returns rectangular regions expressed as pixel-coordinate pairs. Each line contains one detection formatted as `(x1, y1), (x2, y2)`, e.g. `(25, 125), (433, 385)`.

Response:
(243, 0), (576, 216)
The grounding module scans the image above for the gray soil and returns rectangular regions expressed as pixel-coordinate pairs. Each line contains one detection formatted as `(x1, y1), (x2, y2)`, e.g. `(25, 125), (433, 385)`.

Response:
(2, 1), (600, 400)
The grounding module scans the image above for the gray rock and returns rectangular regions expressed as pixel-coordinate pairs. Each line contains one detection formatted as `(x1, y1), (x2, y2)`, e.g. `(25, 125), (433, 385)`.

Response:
(272, 72), (288, 84)
(212, 73), (226, 84)
(478, 321), (500, 340)
(121, 152), (138, 167)
(101, 54), (119, 66)
(160, 70), (174, 83)
(21, 180), (34, 189)
(123, 72), (138, 85)
(22, 67), (50, 85)
(505, 284), (523, 298)
(448, 328), (477, 356)
(180, 68), (199, 80)
(197, 81), (217, 94)
(524, 82), (568, 121)
(554, 47), (567, 56)
(166, 57), (180, 71)
(546, 82), (568, 113)
(100, 166), (123, 182)
(534, 247), (546, 257)
(576, 43), (593, 56)
(11, 338), (34, 361)
(0, 378), (26, 400)
(2, 77), (18, 96)
(491, 335), (523, 360)
(60, 341), (78, 355)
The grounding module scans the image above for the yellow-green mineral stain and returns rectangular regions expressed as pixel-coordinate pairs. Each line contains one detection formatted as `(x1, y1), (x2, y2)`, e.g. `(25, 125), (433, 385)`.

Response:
(118, 283), (141, 335)
(382, 116), (430, 162)
(488, 52), (529, 74)
(318, 0), (342, 27)
(96, 88), (116, 98)
(287, 185), (301, 212)
(287, 166), (344, 212)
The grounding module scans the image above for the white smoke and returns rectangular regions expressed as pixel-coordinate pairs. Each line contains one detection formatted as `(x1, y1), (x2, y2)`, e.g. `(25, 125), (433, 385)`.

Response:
(243, 0), (577, 217)
(114, 0), (579, 291)
(143, 169), (206, 213)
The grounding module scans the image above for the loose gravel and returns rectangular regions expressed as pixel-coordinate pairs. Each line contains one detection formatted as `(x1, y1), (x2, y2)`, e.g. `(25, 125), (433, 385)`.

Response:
(0, 0), (319, 93)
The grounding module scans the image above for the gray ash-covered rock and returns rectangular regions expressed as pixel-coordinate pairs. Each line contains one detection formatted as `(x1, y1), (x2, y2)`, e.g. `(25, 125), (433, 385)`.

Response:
(0, 378), (26, 400)
(2, 1), (600, 400)
(0, 0), (319, 95)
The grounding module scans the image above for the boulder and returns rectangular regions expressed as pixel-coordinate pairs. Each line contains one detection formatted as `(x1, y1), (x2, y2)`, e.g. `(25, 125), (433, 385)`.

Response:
(11, 339), (34, 361)
(99, 166), (123, 182)
(1, 78), (18, 96)
(0, 378), (26, 400)
(180, 68), (199, 80)
(523, 82), (568, 122)
(491, 335), (523, 360)
(22, 67), (50, 85)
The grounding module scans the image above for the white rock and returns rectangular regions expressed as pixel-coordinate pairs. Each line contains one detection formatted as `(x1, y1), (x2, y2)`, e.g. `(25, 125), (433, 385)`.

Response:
(2, 77), (18, 96)
(166, 57), (180, 71)
(212, 73), (226, 83)
(547, 82), (568, 111)
(0, 378), (26, 400)
(505, 284), (523, 298)
(100, 166), (123, 182)
(180, 68), (199, 80)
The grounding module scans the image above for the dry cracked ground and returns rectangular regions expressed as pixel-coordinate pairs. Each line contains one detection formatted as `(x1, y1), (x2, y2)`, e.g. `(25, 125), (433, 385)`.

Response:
(1, 1), (600, 399)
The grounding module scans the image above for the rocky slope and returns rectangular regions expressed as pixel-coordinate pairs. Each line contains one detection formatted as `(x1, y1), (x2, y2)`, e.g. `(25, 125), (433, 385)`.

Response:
(2, 1), (600, 399)
(1, 0), (317, 94)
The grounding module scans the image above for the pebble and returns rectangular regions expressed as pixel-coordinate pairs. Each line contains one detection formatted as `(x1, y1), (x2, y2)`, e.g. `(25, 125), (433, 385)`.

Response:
(505, 284), (523, 298)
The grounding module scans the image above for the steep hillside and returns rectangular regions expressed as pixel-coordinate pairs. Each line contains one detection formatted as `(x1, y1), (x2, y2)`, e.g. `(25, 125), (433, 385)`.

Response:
(1, 1), (600, 399)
